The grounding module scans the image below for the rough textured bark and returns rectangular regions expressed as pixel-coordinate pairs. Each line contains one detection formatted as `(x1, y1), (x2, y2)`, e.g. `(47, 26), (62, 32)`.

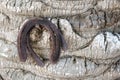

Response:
(0, 0), (120, 80)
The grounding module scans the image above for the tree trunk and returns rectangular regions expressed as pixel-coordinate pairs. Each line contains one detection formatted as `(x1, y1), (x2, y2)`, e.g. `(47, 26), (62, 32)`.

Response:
(0, 0), (120, 80)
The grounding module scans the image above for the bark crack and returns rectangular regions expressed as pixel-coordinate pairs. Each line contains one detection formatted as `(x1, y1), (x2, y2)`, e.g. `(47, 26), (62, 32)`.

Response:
(0, 75), (4, 80)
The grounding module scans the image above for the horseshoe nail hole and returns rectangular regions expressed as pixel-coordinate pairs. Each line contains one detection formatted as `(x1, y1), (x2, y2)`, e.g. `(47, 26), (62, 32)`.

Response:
(72, 57), (76, 64)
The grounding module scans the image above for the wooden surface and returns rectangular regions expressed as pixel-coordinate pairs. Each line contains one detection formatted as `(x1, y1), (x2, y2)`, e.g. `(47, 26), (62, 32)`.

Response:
(0, 0), (120, 80)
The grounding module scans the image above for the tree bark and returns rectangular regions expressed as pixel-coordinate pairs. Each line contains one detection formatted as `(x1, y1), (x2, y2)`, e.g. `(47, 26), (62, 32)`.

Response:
(0, 0), (120, 80)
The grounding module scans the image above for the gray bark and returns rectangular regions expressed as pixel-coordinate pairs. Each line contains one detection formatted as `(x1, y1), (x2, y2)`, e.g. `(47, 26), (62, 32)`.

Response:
(0, 0), (120, 80)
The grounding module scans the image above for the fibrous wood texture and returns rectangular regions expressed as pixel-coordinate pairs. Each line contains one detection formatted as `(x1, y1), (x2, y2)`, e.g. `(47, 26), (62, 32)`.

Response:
(0, 0), (120, 80)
